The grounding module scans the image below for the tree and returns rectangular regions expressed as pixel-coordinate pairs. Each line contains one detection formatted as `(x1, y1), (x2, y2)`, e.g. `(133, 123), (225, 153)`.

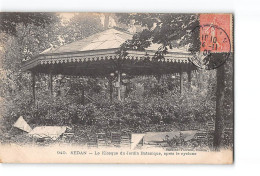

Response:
(0, 12), (59, 36)
(117, 13), (232, 150)
(116, 13), (200, 56)
(0, 13), (62, 132)
(60, 13), (103, 44)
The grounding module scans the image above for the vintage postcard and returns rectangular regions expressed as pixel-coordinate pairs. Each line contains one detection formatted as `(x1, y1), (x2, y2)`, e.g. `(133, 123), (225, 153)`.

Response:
(0, 13), (234, 164)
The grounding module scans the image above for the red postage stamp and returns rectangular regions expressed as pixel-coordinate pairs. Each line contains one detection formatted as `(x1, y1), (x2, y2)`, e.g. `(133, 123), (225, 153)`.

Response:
(190, 14), (233, 69)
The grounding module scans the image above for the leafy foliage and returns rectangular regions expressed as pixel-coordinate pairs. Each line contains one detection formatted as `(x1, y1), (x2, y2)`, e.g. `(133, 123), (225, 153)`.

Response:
(60, 13), (103, 44)
(116, 13), (200, 57)
(0, 12), (59, 36)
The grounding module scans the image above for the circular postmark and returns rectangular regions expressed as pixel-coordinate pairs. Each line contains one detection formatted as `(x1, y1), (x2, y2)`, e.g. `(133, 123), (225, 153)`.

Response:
(189, 24), (231, 70)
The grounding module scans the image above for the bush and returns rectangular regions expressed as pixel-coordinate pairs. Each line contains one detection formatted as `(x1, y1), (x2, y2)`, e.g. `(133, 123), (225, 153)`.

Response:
(0, 70), (217, 136)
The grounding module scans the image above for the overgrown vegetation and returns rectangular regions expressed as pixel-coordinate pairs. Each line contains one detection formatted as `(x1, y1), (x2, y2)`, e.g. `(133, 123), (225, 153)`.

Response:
(0, 13), (233, 148)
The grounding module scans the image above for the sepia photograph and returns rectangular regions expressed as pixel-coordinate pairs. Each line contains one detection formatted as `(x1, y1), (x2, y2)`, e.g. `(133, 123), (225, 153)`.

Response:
(0, 12), (234, 163)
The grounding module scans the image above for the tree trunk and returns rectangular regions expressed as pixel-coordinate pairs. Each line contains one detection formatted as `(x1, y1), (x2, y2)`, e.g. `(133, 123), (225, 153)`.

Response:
(213, 65), (225, 150)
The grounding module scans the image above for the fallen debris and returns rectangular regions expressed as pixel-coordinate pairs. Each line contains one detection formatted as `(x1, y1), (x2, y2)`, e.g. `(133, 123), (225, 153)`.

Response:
(28, 126), (67, 140)
(13, 116), (32, 133)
